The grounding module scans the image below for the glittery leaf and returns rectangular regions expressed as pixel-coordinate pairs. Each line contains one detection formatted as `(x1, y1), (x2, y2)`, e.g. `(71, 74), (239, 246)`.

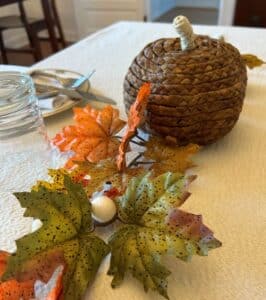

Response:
(1, 176), (109, 300)
(241, 54), (265, 69)
(144, 137), (199, 177)
(109, 173), (221, 299)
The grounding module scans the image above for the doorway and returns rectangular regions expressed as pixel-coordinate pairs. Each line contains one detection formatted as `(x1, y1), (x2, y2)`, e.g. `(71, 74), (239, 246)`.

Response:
(146, 0), (220, 25)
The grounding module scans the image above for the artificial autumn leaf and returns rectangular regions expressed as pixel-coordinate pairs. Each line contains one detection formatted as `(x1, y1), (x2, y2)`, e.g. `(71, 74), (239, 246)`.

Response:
(144, 137), (199, 177)
(166, 209), (221, 255)
(241, 54), (265, 69)
(53, 105), (126, 168)
(32, 168), (90, 193)
(73, 159), (146, 197)
(31, 160), (146, 200)
(2, 176), (109, 300)
(34, 265), (64, 300)
(0, 252), (63, 300)
(32, 169), (68, 192)
(117, 82), (151, 171)
(0, 251), (34, 300)
(108, 172), (221, 299)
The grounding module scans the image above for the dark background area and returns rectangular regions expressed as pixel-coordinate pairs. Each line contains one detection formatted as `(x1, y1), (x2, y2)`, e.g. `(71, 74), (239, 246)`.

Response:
(234, 0), (266, 27)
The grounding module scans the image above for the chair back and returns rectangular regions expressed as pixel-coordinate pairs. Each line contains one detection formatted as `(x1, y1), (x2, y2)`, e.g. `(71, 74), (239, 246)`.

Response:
(0, 0), (24, 7)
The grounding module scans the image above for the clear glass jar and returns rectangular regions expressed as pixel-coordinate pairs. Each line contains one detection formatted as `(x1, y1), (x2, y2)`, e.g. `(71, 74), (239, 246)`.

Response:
(0, 72), (52, 192)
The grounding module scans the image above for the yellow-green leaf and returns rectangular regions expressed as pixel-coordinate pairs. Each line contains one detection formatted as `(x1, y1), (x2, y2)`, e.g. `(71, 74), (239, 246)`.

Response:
(241, 54), (265, 69)
(74, 159), (147, 197)
(144, 137), (199, 177)
(32, 169), (68, 192)
(2, 176), (109, 300)
(109, 173), (221, 299)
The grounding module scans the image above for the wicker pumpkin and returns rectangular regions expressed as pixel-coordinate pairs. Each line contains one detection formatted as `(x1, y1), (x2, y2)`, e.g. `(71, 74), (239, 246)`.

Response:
(124, 16), (247, 145)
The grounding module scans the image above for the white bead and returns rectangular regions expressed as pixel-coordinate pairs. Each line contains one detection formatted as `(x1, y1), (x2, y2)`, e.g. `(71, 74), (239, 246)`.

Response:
(91, 195), (117, 223)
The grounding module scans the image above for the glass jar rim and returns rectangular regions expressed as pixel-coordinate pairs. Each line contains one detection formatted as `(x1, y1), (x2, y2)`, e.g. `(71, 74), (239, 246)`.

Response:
(0, 72), (33, 106)
(0, 71), (40, 140)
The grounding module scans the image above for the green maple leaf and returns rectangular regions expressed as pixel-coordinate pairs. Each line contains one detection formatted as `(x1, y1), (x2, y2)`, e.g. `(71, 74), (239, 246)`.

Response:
(108, 172), (221, 299)
(2, 175), (109, 300)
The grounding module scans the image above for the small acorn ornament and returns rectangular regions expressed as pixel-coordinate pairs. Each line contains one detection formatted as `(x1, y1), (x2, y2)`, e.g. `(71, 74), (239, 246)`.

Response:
(124, 15), (247, 145)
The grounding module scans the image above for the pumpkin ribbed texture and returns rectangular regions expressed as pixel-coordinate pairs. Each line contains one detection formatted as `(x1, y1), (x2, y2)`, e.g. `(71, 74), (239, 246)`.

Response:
(124, 35), (247, 145)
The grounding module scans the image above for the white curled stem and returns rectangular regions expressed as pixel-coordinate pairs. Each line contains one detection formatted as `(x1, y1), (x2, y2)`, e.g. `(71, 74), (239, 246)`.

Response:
(173, 15), (195, 51)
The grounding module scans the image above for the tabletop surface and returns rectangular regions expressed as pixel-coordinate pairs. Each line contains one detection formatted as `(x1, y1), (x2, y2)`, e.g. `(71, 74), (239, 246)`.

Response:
(1, 21), (266, 300)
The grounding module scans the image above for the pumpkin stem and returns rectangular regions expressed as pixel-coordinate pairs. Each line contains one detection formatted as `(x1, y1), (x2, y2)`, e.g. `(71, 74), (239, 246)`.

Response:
(173, 15), (195, 51)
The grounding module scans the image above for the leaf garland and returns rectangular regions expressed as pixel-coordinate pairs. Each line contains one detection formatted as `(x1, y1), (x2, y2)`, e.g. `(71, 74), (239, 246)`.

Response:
(33, 161), (146, 198)
(53, 105), (126, 168)
(1, 84), (222, 300)
(241, 54), (265, 69)
(71, 159), (146, 197)
(108, 173), (221, 299)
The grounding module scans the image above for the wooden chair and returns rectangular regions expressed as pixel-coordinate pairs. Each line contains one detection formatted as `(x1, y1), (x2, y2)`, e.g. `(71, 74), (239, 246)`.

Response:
(0, 0), (66, 64)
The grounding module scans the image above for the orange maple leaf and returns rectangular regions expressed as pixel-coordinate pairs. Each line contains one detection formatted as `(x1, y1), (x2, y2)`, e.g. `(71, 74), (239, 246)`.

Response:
(117, 82), (151, 171)
(53, 105), (126, 168)
(0, 251), (34, 300)
(0, 251), (63, 300)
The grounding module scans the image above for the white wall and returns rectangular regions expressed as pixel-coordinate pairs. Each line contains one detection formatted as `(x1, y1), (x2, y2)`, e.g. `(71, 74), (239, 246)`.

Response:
(0, 0), (78, 48)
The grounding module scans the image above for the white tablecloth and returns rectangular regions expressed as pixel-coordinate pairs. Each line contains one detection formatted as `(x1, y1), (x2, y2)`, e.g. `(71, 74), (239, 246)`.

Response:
(1, 22), (266, 300)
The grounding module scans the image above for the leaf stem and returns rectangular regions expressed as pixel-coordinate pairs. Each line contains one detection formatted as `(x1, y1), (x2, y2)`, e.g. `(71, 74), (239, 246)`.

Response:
(130, 140), (145, 147)
(127, 153), (143, 169)
(135, 134), (146, 142)
(132, 161), (152, 165)
(115, 135), (144, 146)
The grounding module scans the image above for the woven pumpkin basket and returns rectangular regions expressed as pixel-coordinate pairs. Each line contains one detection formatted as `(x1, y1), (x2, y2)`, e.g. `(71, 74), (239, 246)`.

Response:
(124, 16), (247, 145)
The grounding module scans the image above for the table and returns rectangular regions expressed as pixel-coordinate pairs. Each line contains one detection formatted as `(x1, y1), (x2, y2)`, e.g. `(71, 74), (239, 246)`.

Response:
(1, 21), (266, 300)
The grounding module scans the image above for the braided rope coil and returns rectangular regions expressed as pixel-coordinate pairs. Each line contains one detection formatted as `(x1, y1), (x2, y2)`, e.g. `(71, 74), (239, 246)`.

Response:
(123, 16), (247, 145)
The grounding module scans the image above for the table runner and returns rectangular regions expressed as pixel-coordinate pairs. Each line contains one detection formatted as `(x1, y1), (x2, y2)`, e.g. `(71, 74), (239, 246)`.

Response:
(1, 22), (266, 300)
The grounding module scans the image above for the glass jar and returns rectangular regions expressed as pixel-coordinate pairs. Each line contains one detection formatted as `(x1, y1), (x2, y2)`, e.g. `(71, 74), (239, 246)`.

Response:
(0, 72), (52, 192)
